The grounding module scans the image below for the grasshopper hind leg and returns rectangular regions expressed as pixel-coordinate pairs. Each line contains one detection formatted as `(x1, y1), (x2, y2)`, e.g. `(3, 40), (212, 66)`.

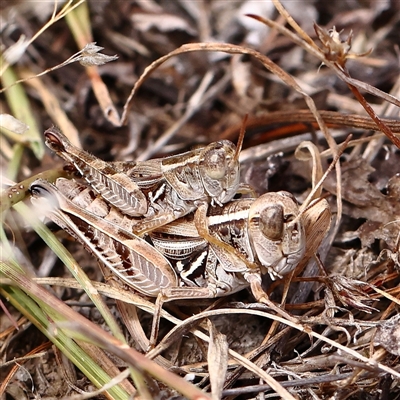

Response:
(193, 203), (260, 271)
(245, 273), (299, 323)
(147, 286), (220, 350)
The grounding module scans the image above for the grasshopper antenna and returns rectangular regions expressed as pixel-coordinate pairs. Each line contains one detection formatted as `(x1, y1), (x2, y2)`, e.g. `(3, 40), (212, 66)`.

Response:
(234, 114), (248, 162)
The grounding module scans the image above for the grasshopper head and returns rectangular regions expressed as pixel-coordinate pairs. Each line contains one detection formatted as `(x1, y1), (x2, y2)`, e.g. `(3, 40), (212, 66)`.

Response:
(199, 140), (240, 205)
(44, 127), (70, 153)
(248, 191), (305, 279)
(44, 127), (81, 169)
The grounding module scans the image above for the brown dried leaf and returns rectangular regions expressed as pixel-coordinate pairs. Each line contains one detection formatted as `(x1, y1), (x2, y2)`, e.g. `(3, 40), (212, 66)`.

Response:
(325, 158), (400, 249)
(374, 314), (400, 356)
(325, 158), (399, 223)
(327, 275), (378, 313)
(357, 220), (400, 249)
(302, 198), (332, 257)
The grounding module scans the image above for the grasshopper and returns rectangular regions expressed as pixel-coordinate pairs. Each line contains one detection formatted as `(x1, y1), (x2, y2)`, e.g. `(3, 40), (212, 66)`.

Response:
(149, 191), (308, 295)
(150, 191), (305, 282)
(29, 178), (178, 296)
(29, 177), (330, 343)
(29, 177), (319, 304)
(43, 126), (243, 234)
(146, 190), (330, 327)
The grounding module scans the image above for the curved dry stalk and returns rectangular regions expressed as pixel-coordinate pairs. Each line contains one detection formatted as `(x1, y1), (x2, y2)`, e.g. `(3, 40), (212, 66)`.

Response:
(31, 277), (400, 387)
(295, 135), (350, 219)
(295, 141), (323, 200)
(0, 168), (72, 214)
(1, 0), (86, 77)
(120, 42), (338, 153)
(247, 15), (400, 110)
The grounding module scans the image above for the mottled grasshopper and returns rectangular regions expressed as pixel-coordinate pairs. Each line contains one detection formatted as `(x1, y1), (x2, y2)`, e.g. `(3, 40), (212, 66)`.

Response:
(44, 127), (243, 234)
(29, 178), (322, 304)
(29, 178), (178, 296)
(150, 191), (306, 284)
(29, 176), (330, 343)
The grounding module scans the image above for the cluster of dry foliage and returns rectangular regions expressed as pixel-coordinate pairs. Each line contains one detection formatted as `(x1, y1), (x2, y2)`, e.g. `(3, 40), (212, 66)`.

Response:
(1, 1), (400, 399)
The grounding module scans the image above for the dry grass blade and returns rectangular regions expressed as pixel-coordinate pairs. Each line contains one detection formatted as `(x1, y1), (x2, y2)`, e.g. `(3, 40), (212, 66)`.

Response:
(294, 141), (323, 199)
(0, 261), (211, 400)
(207, 320), (229, 400)
(345, 80), (400, 149)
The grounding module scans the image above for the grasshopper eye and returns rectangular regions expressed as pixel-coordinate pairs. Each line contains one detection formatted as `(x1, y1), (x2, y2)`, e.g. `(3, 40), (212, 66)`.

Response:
(29, 181), (61, 212)
(259, 204), (284, 241)
(203, 147), (227, 180)
(29, 184), (50, 197)
(44, 128), (65, 152)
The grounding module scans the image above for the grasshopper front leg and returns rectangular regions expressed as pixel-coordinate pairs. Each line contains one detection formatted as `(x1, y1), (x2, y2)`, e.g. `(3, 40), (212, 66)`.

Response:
(193, 202), (261, 272)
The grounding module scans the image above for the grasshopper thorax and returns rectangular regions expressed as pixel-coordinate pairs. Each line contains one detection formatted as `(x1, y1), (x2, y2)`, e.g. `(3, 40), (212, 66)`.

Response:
(199, 140), (240, 205)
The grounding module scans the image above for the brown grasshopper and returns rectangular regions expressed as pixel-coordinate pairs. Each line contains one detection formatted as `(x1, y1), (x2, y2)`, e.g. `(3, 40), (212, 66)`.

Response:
(44, 127), (243, 234)
(29, 177), (330, 342)
(28, 178), (324, 305)
(29, 178), (178, 296)
(150, 191), (307, 286)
